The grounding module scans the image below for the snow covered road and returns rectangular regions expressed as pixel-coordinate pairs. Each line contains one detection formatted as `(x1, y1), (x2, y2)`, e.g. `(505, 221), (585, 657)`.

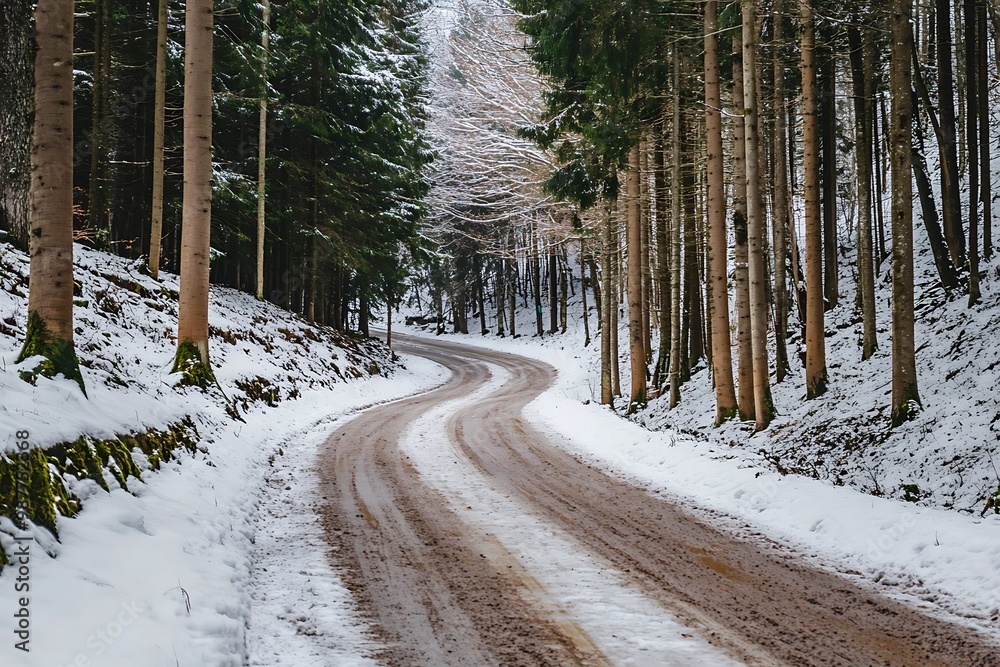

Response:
(317, 334), (999, 666)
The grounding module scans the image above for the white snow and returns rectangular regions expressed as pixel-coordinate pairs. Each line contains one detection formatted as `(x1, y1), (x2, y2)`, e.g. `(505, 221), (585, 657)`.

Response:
(0, 241), (445, 665)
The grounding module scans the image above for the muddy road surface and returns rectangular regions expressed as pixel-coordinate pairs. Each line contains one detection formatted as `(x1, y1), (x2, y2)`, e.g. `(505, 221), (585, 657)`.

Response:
(317, 335), (999, 666)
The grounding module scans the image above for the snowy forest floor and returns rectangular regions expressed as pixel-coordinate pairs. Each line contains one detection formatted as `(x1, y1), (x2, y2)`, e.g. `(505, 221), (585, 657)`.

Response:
(0, 241), (436, 666)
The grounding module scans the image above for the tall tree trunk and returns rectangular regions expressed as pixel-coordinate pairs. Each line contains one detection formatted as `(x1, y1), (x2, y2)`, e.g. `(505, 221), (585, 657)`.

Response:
(653, 124), (671, 389)
(732, 32), (755, 420)
(581, 243), (591, 346)
(683, 133), (703, 375)
(89, 0), (112, 247)
(533, 235), (544, 336)
(937, 0), (967, 272)
(890, 0), (921, 426)
(801, 0), (828, 399)
(639, 143), (652, 363)
(601, 206), (614, 405)
(706, 0), (738, 423)
(0, 0), (33, 250)
(743, 0), (774, 429)
(174, 0), (214, 372)
(848, 24), (879, 359)
(255, 0), (270, 299)
(627, 145), (647, 408)
(668, 53), (684, 409)
(148, 0), (168, 280)
(979, 0), (991, 260)
(19, 0), (85, 393)
(549, 247), (559, 333)
(912, 96), (958, 290)
(772, 0), (791, 382)
(965, 0), (981, 305)
(820, 50), (839, 310)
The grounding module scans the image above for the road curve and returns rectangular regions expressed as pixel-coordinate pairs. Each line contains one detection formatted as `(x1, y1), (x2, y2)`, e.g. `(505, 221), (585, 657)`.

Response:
(318, 334), (1000, 667)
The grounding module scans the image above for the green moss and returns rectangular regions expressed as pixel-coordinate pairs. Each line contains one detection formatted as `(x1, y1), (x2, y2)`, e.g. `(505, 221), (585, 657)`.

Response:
(172, 340), (216, 389)
(715, 404), (740, 427)
(49, 437), (109, 492)
(16, 311), (87, 395)
(0, 543), (7, 569)
(27, 447), (58, 536)
(890, 388), (922, 428)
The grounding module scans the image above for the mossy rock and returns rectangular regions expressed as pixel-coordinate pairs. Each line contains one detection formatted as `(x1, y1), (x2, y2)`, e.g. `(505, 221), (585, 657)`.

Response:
(48, 437), (109, 492)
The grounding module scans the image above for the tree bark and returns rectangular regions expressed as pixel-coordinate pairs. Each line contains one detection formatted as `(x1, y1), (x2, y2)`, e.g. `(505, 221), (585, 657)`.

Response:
(601, 206), (614, 405)
(965, 0), (981, 305)
(668, 53), (684, 410)
(801, 0), (828, 399)
(20, 0), (84, 392)
(732, 32), (755, 421)
(743, 1), (774, 429)
(706, 0), (738, 423)
(148, 0), (168, 280)
(890, 0), (921, 426)
(772, 0), (791, 382)
(175, 0), (215, 371)
(820, 50), (839, 310)
(255, 0), (270, 299)
(979, 0), (991, 260)
(626, 145), (647, 409)
(936, 0), (967, 273)
(848, 24), (879, 360)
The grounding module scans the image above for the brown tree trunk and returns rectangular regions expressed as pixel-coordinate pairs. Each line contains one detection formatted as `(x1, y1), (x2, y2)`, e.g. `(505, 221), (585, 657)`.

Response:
(820, 51), (839, 310)
(772, 0), (790, 382)
(175, 0), (214, 371)
(937, 0), (967, 273)
(89, 0), (112, 246)
(848, 24), (879, 359)
(706, 0), (738, 423)
(668, 53), (684, 409)
(732, 32), (754, 420)
(743, 0), (774, 429)
(148, 0), (168, 280)
(20, 0), (84, 392)
(653, 125), (671, 389)
(255, 0), (270, 299)
(627, 145), (647, 408)
(801, 0), (828, 399)
(601, 205), (614, 405)
(965, 0), (981, 305)
(890, 0), (921, 426)
(979, 0), (991, 260)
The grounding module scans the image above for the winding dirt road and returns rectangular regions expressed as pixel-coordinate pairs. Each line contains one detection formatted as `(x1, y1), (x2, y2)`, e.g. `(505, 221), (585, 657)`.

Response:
(317, 335), (999, 666)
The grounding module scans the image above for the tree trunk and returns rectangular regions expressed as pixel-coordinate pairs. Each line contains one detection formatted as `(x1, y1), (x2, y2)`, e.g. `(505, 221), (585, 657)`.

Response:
(627, 145), (647, 408)
(743, 0), (774, 429)
(706, 0), (738, 423)
(937, 0), (967, 273)
(19, 0), (85, 393)
(639, 143), (652, 363)
(965, 0), (981, 305)
(772, 0), (790, 382)
(820, 51), (839, 310)
(601, 207), (614, 405)
(653, 124), (671, 389)
(148, 0), (168, 280)
(668, 53), (684, 409)
(581, 243), (591, 346)
(890, 0), (921, 426)
(979, 0), (991, 260)
(801, 0), (828, 399)
(0, 0), (33, 250)
(732, 32), (755, 420)
(255, 0), (270, 299)
(89, 0), (112, 247)
(549, 247), (559, 333)
(174, 0), (214, 372)
(848, 24), (879, 359)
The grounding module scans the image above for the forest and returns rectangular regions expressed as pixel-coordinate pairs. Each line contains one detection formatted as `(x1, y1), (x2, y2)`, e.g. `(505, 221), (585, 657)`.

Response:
(2, 0), (1000, 664)
(0, 0), (998, 430)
